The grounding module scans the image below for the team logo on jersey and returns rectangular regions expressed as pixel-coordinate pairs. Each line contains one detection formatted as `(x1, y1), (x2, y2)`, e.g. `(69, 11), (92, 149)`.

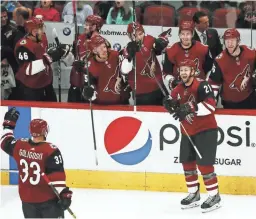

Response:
(103, 64), (121, 94)
(193, 58), (200, 76)
(188, 94), (196, 103)
(229, 64), (251, 92)
(140, 51), (156, 79)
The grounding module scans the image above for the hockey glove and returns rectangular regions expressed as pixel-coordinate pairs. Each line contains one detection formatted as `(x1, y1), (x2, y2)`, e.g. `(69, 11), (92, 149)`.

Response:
(46, 44), (70, 63)
(154, 37), (169, 53)
(3, 107), (20, 130)
(82, 85), (97, 100)
(163, 96), (180, 114)
(73, 60), (86, 72)
(126, 41), (140, 61)
(173, 101), (197, 122)
(58, 187), (73, 210)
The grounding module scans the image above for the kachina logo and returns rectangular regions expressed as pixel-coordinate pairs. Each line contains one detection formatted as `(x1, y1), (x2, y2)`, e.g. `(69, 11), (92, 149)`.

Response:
(104, 116), (152, 165)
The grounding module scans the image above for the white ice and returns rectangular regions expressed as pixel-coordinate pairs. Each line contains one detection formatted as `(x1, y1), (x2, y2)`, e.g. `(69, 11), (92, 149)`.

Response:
(1, 185), (256, 219)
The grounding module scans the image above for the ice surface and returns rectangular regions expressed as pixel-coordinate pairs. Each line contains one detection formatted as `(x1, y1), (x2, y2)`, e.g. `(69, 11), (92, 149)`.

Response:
(1, 185), (255, 219)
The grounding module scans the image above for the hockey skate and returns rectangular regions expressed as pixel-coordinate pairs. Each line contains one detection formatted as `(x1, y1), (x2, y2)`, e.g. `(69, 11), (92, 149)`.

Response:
(201, 193), (221, 213)
(181, 188), (200, 209)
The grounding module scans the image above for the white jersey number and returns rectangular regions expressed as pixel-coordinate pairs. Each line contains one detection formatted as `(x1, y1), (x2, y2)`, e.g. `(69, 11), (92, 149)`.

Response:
(18, 52), (28, 61)
(20, 159), (41, 185)
(204, 84), (212, 94)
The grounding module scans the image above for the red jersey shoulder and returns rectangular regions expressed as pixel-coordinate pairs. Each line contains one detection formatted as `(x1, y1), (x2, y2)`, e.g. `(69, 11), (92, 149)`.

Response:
(194, 41), (208, 54)
(166, 42), (179, 62)
(109, 49), (119, 60)
(15, 37), (32, 50)
(144, 34), (155, 44)
(41, 141), (59, 156)
(241, 45), (255, 58)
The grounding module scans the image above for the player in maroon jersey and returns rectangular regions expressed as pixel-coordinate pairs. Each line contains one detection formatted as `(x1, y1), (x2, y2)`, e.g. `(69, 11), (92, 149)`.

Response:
(68, 15), (111, 102)
(15, 17), (73, 101)
(120, 22), (169, 105)
(72, 35), (130, 104)
(163, 20), (213, 90)
(208, 28), (256, 109)
(0, 108), (73, 218)
(163, 59), (221, 213)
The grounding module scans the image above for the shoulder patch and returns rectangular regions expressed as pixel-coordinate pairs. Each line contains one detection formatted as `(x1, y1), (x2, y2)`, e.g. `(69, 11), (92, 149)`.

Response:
(49, 143), (58, 149)
(20, 40), (27, 45)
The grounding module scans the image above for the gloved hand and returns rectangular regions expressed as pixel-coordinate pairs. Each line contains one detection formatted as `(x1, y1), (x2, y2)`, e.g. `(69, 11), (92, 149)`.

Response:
(3, 107), (20, 130)
(73, 60), (86, 72)
(82, 85), (97, 100)
(58, 187), (72, 210)
(126, 41), (139, 61)
(154, 37), (169, 52)
(163, 95), (179, 114)
(173, 101), (197, 122)
(46, 44), (71, 63)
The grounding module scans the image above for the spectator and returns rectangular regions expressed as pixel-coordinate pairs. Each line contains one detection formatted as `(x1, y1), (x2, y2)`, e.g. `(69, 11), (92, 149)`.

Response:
(13, 7), (31, 46)
(52, 1), (66, 19)
(93, 1), (113, 21)
(193, 11), (223, 59)
(62, 1), (93, 25)
(18, 1), (38, 11)
(236, 1), (256, 29)
(33, 0), (61, 22)
(1, 5), (18, 50)
(106, 1), (134, 25)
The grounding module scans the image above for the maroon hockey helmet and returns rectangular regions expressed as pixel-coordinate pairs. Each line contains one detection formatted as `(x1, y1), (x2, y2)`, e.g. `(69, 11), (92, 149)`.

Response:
(223, 28), (240, 40)
(25, 17), (44, 33)
(90, 35), (106, 49)
(178, 59), (196, 70)
(29, 119), (49, 137)
(127, 22), (144, 34)
(85, 15), (104, 30)
(179, 20), (194, 33)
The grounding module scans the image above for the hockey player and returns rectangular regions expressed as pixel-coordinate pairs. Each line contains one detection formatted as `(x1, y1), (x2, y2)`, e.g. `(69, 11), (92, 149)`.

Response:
(68, 15), (111, 102)
(208, 28), (256, 109)
(120, 22), (169, 105)
(1, 108), (72, 218)
(72, 35), (130, 105)
(14, 17), (73, 101)
(163, 21), (213, 90)
(163, 59), (221, 213)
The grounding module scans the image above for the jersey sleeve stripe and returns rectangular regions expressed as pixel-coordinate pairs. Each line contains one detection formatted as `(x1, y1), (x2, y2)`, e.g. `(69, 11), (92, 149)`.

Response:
(203, 101), (215, 111)
(26, 59), (46, 75)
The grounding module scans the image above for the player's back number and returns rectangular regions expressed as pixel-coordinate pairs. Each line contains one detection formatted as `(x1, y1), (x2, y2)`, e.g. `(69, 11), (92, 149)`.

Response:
(20, 159), (41, 185)
(18, 52), (28, 61)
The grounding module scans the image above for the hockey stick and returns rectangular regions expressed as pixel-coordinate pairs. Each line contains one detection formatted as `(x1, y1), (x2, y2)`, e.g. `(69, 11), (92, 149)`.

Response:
(72, 0), (98, 165)
(72, 0), (79, 59)
(132, 1), (137, 112)
(52, 28), (61, 102)
(41, 173), (77, 219)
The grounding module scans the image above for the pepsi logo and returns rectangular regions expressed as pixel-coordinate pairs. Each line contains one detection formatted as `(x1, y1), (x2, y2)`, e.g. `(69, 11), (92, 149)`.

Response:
(104, 117), (152, 165)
